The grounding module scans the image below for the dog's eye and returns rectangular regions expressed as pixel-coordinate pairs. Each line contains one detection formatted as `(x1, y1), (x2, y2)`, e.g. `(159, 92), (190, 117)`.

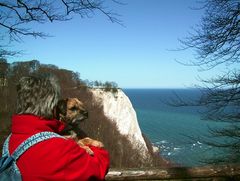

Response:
(70, 107), (77, 112)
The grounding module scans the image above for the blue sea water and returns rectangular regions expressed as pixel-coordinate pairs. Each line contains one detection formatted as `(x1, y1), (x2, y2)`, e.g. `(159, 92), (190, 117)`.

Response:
(123, 89), (228, 167)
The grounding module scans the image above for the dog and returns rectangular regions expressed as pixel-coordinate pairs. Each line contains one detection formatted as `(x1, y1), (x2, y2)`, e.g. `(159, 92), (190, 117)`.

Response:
(54, 98), (104, 155)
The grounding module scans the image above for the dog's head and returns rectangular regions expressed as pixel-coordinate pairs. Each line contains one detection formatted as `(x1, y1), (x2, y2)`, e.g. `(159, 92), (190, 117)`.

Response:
(54, 98), (88, 125)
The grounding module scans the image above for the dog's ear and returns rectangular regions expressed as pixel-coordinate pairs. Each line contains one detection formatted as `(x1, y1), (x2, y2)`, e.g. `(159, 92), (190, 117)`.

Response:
(55, 99), (68, 120)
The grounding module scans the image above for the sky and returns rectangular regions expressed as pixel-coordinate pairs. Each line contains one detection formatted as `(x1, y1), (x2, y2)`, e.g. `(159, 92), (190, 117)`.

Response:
(5, 0), (226, 88)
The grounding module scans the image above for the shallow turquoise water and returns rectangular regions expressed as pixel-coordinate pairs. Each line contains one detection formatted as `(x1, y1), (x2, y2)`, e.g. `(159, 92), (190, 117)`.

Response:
(124, 89), (228, 166)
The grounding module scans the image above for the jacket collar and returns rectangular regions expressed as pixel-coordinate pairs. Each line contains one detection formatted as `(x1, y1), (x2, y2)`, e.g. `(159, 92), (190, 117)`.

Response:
(11, 114), (65, 135)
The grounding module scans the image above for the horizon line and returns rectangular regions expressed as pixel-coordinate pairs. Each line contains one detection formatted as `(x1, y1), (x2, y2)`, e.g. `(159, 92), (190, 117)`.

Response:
(121, 87), (197, 89)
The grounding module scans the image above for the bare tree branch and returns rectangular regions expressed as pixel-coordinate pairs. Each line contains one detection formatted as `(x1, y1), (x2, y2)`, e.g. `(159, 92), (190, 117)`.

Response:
(0, 0), (122, 58)
(180, 0), (240, 69)
(0, 0), (122, 42)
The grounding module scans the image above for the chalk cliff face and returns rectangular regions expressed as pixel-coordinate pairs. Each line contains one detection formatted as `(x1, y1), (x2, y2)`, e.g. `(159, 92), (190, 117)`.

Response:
(90, 89), (150, 157)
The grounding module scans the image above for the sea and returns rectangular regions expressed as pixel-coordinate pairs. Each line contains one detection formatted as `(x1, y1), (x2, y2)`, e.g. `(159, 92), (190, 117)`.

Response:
(123, 89), (229, 167)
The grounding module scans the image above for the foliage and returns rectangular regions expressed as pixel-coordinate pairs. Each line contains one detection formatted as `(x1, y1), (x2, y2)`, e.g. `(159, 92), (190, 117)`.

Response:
(83, 80), (119, 93)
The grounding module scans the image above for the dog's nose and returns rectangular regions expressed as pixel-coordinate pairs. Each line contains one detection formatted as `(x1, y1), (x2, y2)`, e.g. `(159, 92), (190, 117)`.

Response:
(83, 111), (88, 117)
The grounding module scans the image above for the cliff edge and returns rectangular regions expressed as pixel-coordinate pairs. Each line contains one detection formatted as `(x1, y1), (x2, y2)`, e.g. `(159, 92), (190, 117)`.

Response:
(90, 88), (150, 158)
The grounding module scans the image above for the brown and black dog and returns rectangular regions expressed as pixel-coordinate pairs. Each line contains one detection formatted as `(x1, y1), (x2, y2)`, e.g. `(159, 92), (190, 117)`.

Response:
(54, 98), (104, 155)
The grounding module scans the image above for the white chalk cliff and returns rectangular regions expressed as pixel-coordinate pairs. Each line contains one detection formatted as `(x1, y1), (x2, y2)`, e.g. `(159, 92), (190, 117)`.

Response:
(90, 88), (150, 158)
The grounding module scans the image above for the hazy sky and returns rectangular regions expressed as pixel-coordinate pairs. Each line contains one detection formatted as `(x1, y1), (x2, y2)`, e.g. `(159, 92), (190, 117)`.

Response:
(6, 0), (226, 88)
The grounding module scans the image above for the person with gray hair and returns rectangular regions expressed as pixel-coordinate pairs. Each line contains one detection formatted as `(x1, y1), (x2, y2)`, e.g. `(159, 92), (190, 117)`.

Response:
(2, 74), (110, 180)
(16, 74), (60, 119)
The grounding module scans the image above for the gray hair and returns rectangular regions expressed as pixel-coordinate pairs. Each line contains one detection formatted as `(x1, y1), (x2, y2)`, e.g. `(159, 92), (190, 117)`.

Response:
(16, 74), (60, 119)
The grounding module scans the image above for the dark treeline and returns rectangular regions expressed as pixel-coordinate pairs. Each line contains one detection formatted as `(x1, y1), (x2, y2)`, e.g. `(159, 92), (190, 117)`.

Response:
(0, 59), (169, 168)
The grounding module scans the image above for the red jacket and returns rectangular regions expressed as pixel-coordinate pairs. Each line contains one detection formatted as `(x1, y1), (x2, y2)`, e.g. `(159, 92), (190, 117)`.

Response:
(8, 114), (110, 181)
